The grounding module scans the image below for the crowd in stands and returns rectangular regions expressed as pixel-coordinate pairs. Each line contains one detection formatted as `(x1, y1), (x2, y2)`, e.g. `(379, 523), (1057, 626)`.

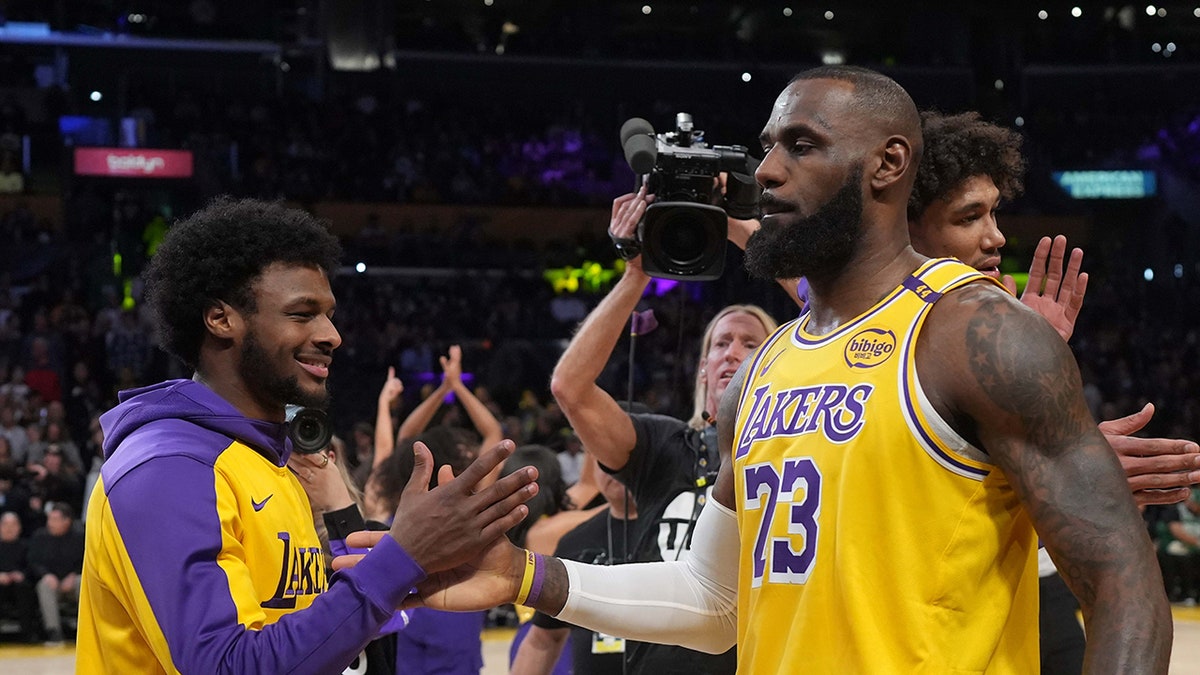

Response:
(0, 73), (797, 209)
(6, 79), (1199, 229)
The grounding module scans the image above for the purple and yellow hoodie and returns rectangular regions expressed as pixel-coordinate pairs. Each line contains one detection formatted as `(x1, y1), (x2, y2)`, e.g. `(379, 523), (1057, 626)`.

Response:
(76, 379), (422, 674)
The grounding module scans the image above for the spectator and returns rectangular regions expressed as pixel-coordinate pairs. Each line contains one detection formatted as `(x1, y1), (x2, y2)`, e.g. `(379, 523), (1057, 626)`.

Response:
(0, 510), (38, 641)
(63, 360), (104, 445)
(0, 465), (33, 534)
(0, 436), (12, 472)
(0, 367), (30, 411)
(0, 417), (24, 468)
(28, 502), (84, 646)
(26, 446), (83, 516)
(555, 430), (584, 487)
(25, 421), (83, 473)
(389, 346), (504, 472)
(22, 337), (61, 404)
(349, 421), (375, 475)
(104, 309), (152, 387)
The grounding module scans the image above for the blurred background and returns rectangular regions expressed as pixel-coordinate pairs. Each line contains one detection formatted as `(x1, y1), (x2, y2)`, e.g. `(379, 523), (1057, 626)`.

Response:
(0, 0), (1196, 441)
(0, 1), (1198, 666)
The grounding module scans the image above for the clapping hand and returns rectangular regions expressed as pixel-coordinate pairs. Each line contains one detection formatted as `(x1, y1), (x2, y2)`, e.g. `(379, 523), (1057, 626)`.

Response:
(440, 345), (463, 388)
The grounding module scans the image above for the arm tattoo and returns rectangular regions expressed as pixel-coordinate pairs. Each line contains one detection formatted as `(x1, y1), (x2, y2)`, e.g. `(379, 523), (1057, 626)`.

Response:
(963, 291), (1090, 451)
(952, 286), (1172, 670)
(963, 291), (1111, 603)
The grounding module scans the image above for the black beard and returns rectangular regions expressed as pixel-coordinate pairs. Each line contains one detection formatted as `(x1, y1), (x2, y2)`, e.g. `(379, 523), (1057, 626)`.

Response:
(744, 164), (865, 282)
(240, 329), (330, 410)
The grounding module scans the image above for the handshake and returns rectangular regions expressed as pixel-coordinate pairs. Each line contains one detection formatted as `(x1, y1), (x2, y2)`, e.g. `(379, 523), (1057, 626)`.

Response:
(334, 439), (564, 615)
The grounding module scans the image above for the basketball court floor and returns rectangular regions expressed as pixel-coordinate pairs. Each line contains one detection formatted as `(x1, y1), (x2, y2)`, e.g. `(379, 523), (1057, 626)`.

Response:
(3, 607), (1199, 674)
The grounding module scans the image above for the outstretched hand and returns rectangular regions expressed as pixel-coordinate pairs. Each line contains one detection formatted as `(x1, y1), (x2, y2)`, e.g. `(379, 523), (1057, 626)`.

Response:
(1002, 235), (1087, 342)
(1098, 403), (1200, 506)
(403, 535), (526, 612)
(332, 530), (531, 613)
(386, 439), (539, 574)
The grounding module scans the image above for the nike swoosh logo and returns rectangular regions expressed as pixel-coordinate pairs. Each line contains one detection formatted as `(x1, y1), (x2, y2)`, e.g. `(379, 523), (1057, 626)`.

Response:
(251, 495), (273, 512)
(759, 350), (785, 378)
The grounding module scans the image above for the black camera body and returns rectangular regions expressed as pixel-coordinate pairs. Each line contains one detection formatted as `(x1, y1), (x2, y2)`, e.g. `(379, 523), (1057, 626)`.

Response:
(285, 405), (332, 454)
(620, 114), (760, 280)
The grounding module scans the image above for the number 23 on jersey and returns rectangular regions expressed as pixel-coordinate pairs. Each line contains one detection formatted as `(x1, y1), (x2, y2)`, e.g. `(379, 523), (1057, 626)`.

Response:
(743, 457), (822, 587)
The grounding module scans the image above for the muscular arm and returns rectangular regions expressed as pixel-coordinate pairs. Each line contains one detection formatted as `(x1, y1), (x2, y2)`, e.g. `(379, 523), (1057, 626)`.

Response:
(549, 269), (648, 472)
(710, 358), (749, 510)
(550, 191), (657, 472)
(918, 283), (1171, 673)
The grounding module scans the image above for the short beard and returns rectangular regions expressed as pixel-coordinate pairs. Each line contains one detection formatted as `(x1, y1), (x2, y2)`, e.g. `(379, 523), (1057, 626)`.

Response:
(240, 329), (330, 410)
(744, 164), (866, 282)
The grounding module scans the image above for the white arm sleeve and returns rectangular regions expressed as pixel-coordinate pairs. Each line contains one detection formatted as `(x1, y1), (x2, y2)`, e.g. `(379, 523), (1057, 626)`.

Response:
(554, 497), (739, 654)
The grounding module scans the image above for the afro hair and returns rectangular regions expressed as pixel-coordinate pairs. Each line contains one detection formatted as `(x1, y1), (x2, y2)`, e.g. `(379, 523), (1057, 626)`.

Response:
(144, 196), (342, 369)
(908, 111), (1026, 222)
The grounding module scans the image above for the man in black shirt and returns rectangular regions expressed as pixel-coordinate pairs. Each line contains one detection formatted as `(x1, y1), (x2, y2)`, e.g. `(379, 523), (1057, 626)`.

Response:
(28, 502), (84, 645)
(0, 510), (39, 641)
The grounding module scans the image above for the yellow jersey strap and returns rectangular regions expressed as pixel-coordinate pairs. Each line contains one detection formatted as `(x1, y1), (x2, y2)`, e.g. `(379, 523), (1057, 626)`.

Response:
(903, 258), (1006, 304)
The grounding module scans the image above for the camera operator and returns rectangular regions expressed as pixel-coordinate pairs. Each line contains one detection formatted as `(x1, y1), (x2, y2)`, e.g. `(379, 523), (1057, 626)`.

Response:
(548, 186), (776, 675)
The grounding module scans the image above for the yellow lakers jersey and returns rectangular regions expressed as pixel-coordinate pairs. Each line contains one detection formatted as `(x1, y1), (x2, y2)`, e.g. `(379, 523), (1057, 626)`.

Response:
(732, 258), (1039, 674)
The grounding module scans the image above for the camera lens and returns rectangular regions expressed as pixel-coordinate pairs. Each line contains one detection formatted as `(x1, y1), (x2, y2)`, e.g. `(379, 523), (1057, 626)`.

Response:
(640, 202), (727, 280)
(297, 418), (319, 443)
(286, 407), (332, 454)
(659, 217), (707, 264)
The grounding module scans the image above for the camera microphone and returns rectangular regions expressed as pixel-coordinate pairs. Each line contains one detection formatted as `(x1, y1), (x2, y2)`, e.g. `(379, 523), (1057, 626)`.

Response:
(620, 117), (654, 145)
(620, 118), (657, 174)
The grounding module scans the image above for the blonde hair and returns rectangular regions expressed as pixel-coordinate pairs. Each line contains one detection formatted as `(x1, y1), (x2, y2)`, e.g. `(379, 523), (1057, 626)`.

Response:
(687, 304), (778, 430)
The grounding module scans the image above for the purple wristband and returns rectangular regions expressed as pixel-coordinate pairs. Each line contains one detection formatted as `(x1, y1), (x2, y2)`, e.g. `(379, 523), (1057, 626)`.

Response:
(526, 553), (547, 606)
